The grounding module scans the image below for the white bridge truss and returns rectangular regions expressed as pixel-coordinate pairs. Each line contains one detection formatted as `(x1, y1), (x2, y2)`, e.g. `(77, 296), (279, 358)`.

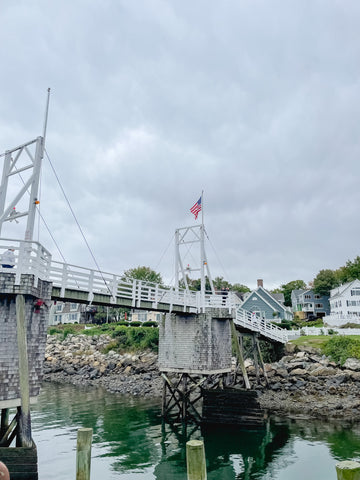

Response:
(0, 238), (288, 343)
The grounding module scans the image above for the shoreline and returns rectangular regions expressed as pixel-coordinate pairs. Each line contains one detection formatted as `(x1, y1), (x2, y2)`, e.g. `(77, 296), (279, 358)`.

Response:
(43, 334), (360, 422)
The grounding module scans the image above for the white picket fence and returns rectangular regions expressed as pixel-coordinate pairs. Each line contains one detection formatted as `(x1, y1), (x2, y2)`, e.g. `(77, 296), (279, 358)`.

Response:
(288, 326), (360, 338)
(323, 314), (360, 327)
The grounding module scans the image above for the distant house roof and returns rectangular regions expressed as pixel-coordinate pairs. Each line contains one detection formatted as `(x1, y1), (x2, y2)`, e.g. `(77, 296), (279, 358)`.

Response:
(330, 279), (360, 300)
(272, 293), (285, 304)
(241, 286), (291, 315)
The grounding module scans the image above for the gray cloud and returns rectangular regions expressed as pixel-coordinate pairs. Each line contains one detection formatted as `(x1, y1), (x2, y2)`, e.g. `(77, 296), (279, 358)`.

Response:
(1, 0), (360, 290)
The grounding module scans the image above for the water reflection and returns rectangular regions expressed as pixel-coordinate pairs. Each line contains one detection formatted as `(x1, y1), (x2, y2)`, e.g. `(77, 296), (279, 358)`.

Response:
(31, 383), (360, 480)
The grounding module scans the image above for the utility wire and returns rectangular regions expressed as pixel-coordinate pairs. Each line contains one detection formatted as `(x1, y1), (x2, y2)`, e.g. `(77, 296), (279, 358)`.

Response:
(45, 148), (113, 296)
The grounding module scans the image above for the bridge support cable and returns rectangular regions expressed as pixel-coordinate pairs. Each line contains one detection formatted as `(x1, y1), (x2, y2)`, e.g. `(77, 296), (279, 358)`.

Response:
(44, 148), (113, 298)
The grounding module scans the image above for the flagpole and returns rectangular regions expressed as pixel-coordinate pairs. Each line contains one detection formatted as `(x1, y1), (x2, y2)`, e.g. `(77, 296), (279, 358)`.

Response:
(201, 190), (204, 227)
(200, 190), (205, 309)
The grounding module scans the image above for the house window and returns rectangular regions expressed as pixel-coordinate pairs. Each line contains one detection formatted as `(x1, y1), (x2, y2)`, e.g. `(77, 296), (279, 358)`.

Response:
(55, 303), (63, 312)
(305, 295), (311, 299)
(138, 313), (147, 322)
(69, 313), (78, 322)
(155, 314), (161, 322)
(55, 314), (62, 323)
(314, 295), (321, 299)
(351, 289), (360, 296)
(315, 304), (323, 308)
(70, 303), (78, 311)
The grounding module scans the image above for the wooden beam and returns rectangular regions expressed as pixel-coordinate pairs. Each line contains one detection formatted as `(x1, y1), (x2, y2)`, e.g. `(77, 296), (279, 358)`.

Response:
(231, 322), (251, 389)
(16, 294), (32, 447)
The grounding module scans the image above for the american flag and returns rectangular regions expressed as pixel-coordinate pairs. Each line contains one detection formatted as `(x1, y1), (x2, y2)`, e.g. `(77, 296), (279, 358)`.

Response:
(190, 197), (202, 220)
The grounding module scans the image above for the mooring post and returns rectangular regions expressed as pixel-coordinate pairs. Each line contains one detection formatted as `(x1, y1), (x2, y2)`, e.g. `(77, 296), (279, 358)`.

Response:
(186, 439), (207, 480)
(16, 294), (32, 447)
(76, 428), (93, 480)
(336, 461), (360, 480)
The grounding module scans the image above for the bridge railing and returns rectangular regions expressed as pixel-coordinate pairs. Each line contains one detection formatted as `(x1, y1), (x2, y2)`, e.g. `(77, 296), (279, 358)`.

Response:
(0, 240), (289, 334)
(234, 307), (289, 343)
(0, 238), (52, 285)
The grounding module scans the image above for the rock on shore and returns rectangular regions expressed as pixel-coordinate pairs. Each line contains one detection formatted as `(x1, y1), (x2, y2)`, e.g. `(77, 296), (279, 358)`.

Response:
(43, 334), (360, 420)
(44, 334), (162, 397)
(257, 348), (360, 420)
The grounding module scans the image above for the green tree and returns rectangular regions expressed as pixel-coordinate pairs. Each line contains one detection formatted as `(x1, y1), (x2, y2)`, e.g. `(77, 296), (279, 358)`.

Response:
(122, 266), (163, 285)
(335, 256), (360, 283)
(213, 276), (232, 290)
(313, 269), (339, 296)
(232, 283), (251, 294)
(279, 280), (307, 306)
(93, 306), (129, 323)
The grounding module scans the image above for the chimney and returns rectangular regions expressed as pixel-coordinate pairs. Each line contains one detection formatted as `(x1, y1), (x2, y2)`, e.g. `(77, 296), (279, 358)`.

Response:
(257, 279), (263, 288)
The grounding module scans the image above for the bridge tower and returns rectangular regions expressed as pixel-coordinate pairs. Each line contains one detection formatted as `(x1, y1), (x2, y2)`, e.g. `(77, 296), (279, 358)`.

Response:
(0, 90), (51, 480)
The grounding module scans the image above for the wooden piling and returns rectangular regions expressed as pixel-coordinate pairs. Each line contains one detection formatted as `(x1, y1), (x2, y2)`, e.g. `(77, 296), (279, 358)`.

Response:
(336, 461), (360, 480)
(186, 439), (207, 480)
(230, 321), (251, 389)
(76, 428), (93, 480)
(16, 294), (32, 448)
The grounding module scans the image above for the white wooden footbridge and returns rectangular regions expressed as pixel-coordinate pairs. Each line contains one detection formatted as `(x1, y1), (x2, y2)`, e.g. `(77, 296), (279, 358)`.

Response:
(0, 236), (289, 344)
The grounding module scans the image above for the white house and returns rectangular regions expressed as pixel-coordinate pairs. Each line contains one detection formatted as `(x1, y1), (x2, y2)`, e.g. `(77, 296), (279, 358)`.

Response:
(48, 302), (86, 326)
(131, 310), (163, 323)
(324, 279), (360, 326)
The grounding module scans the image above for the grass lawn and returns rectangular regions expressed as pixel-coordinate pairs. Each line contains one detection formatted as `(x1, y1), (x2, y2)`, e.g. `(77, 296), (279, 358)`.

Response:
(289, 334), (360, 350)
(289, 335), (329, 349)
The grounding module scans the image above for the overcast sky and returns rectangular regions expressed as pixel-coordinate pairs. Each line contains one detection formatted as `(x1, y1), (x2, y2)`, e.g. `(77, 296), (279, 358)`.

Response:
(1, 1), (359, 290)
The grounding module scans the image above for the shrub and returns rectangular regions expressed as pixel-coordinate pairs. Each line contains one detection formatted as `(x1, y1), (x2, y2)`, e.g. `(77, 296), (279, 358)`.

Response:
(102, 340), (119, 354)
(322, 336), (360, 364)
(129, 321), (142, 327)
(142, 321), (158, 327)
(48, 327), (62, 335)
(328, 329), (338, 335)
(62, 326), (77, 339)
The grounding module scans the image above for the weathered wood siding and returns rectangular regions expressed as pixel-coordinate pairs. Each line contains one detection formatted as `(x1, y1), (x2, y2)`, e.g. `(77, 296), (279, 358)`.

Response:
(158, 311), (232, 374)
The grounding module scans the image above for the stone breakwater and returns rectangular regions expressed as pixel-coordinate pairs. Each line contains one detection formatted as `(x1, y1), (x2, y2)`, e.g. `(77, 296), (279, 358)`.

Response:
(43, 334), (360, 420)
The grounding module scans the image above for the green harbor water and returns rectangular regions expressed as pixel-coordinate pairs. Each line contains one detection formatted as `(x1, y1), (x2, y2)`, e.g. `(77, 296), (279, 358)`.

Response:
(31, 382), (360, 480)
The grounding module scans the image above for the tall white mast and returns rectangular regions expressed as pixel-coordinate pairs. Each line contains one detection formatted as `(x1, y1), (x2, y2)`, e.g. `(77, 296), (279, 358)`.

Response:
(0, 89), (50, 241)
(174, 191), (215, 309)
